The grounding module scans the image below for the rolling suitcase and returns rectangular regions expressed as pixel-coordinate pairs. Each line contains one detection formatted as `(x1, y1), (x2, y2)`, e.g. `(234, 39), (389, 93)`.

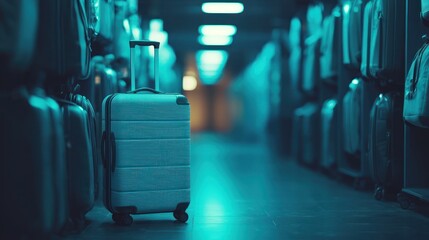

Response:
(368, 93), (404, 200)
(0, 88), (68, 238)
(102, 40), (190, 225)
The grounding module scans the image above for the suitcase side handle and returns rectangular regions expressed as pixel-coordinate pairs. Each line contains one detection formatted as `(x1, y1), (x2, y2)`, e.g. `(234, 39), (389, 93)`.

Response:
(101, 131), (117, 172)
(101, 131), (107, 168)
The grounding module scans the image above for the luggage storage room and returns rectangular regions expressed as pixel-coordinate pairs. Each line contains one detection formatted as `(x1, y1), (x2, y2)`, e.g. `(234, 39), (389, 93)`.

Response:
(2, 0), (429, 239)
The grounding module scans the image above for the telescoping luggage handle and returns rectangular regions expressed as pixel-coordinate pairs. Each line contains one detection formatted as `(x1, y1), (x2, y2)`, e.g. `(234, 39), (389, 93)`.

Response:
(129, 40), (160, 92)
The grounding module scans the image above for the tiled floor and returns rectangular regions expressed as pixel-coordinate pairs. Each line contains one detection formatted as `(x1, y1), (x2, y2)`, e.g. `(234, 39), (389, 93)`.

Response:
(66, 133), (429, 239)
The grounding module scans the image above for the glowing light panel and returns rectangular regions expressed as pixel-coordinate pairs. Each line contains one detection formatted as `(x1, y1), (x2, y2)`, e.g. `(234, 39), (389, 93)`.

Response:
(202, 2), (244, 14)
(199, 25), (237, 36)
(198, 35), (233, 46)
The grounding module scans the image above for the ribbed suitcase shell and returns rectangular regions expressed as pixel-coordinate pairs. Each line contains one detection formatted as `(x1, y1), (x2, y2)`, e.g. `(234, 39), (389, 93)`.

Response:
(102, 92), (190, 214)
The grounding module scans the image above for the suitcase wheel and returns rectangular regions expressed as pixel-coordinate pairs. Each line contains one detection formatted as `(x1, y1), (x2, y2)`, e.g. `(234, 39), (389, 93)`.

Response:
(397, 192), (415, 210)
(173, 210), (188, 223)
(374, 186), (385, 201)
(112, 213), (133, 226)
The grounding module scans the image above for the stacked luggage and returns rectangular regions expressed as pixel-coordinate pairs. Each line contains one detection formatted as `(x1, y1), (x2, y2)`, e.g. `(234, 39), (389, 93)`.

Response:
(293, 3), (324, 168)
(1, 0), (190, 238)
(288, 0), (429, 207)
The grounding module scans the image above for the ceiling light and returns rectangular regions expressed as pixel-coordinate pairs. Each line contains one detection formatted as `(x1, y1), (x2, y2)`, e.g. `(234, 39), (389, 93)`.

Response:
(198, 35), (233, 46)
(196, 50), (228, 85)
(202, 2), (244, 14)
(199, 25), (237, 36)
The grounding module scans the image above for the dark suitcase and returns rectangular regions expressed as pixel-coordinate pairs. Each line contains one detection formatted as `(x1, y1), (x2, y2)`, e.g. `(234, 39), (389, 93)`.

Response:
(348, 0), (366, 69)
(342, 79), (362, 156)
(320, 6), (341, 82)
(369, 0), (406, 82)
(342, 1), (352, 65)
(368, 93), (404, 200)
(68, 93), (99, 200)
(98, 0), (115, 39)
(361, 1), (374, 79)
(94, 57), (118, 112)
(320, 99), (338, 171)
(102, 41), (190, 225)
(57, 98), (95, 232)
(0, 0), (38, 74)
(289, 17), (302, 94)
(0, 88), (68, 238)
(292, 108), (304, 162)
(36, 0), (91, 79)
(294, 103), (320, 166)
(302, 4), (323, 96)
(403, 38), (429, 128)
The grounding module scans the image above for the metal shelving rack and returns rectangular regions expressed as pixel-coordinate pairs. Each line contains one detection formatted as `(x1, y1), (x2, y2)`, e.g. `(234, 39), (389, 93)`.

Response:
(397, 0), (429, 209)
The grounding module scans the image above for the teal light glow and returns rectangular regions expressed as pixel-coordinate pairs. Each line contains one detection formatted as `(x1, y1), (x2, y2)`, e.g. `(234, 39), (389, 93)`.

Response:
(351, 79), (359, 85)
(202, 2), (244, 14)
(343, 3), (351, 14)
(123, 19), (131, 34)
(326, 99), (337, 109)
(198, 35), (233, 46)
(196, 50), (228, 85)
(199, 25), (237, 36)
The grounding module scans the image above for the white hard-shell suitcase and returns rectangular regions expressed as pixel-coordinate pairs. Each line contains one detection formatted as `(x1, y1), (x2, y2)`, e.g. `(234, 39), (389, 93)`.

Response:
(102, 40), (190, 225)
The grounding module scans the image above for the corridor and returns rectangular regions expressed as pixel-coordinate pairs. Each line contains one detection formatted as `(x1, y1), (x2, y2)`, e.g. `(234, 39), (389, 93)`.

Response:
(67, 133), (429, 240)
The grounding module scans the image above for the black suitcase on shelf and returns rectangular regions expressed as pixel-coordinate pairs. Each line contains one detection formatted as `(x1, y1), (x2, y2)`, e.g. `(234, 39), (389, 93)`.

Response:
(348, 0), (366, 69)
(369, 0), (406, 82)
(294, 103), (320, 166)
(342, 79), (362, 156)
(0, 88), (68, 238)
(57, 98), (95, 232)
(368, 93), (404, 200)
(67, 93), (99, 200)
(320, 6), (341, 82)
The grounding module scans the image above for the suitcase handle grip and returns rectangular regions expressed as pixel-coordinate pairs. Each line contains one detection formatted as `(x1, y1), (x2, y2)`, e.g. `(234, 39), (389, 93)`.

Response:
(130, 40), (160, 49)
(129, 40), (160, 92)
(128, 87), (164, 94)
